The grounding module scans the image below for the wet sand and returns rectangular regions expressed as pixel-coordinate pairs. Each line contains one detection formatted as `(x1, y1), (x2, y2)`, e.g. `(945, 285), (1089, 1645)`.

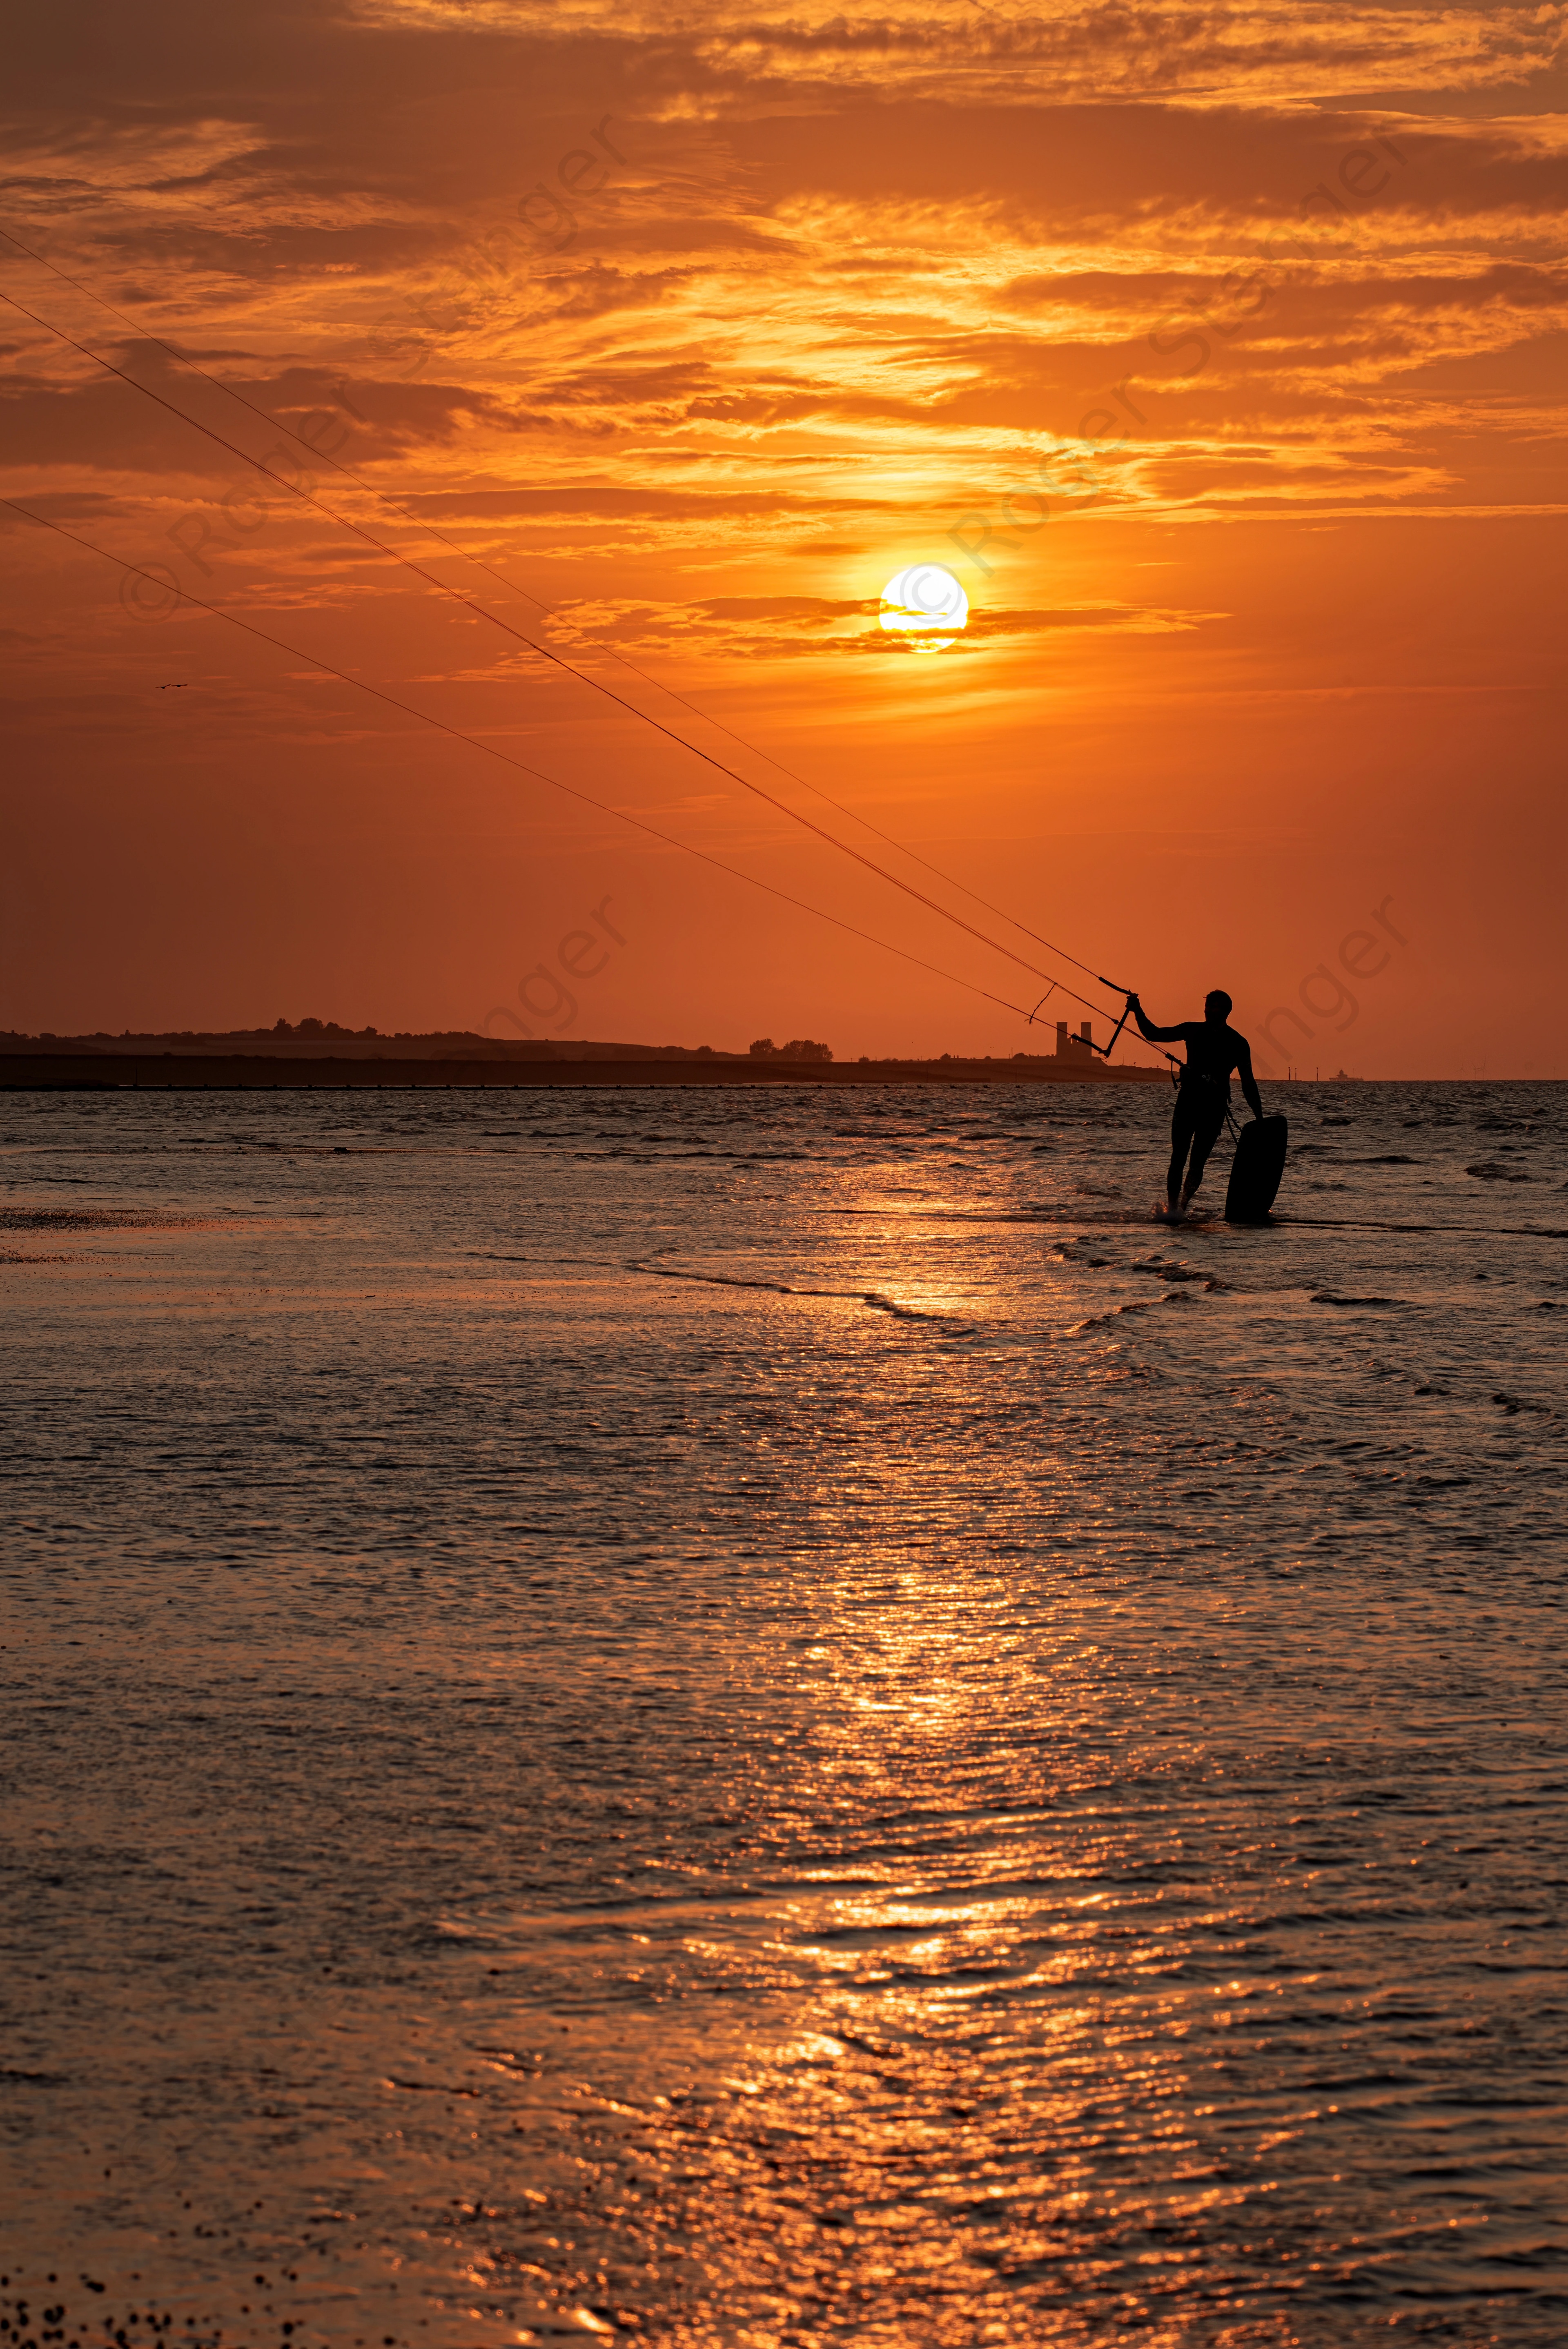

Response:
(3, 1081), (1565, 2345)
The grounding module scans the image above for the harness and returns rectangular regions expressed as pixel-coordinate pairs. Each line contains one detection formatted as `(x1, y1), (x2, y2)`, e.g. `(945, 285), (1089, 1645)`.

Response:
(1175, 1059), (1243, 1141)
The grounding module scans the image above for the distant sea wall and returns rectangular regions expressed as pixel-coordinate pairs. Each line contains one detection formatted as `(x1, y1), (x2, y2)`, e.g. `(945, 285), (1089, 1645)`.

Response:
(2, 1052), (1166, 1091)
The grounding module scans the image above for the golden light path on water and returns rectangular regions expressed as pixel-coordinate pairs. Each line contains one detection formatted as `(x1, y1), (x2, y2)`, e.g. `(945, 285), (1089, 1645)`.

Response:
(2, 1083), (1565, 2346)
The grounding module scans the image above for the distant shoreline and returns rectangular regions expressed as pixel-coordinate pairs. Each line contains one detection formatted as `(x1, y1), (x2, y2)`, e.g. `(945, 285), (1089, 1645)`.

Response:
(1, 1050), (1167, 1090)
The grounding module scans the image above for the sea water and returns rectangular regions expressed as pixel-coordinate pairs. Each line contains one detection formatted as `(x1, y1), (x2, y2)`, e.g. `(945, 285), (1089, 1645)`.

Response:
(2, 1080), (1565, 2348)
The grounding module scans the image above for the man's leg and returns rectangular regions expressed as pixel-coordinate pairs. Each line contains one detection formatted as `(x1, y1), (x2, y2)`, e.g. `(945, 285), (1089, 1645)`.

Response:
(1181, 1107), (1227, 1206)
(1167, 1094), (1198, 1209)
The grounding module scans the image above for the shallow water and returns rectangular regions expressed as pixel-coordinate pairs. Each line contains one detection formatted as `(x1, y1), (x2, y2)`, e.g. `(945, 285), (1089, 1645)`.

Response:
(2, 1080), (1566, 2348)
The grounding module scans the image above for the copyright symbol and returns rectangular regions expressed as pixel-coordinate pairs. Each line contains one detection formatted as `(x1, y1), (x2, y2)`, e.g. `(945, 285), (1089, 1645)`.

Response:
(119, 562), (183, 622)
(903, 564), (964, 621)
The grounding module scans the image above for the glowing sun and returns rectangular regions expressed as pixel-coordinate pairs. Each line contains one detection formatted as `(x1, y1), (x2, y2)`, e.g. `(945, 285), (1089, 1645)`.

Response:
(878, 562), (969, 652)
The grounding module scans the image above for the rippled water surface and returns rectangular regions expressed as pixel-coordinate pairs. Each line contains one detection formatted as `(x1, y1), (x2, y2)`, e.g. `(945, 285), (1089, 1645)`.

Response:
(3, 1080), (1566, 2348)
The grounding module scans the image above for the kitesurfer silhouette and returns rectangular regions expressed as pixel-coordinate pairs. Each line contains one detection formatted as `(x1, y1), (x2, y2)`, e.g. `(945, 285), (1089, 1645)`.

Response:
(1126, 989), (1264, 1216)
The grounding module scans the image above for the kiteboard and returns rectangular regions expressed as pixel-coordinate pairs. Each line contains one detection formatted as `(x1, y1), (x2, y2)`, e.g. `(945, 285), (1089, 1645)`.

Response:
(1224, 1114), (1289, 1224)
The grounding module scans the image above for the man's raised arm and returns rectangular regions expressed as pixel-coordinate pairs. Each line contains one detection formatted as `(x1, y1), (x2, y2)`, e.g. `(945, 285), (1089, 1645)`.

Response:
(1237, 1041), (1264, 1120)
(1127, 992), (1183, 1044)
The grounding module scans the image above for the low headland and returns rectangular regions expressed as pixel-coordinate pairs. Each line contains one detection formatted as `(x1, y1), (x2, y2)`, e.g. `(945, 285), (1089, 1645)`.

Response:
(1, 1027), (1167, 1089)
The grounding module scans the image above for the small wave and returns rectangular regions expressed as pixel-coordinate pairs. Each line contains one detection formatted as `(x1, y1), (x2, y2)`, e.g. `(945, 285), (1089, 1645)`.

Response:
(628, 1259), (949, 1322)
(0, 1207), (243, 1230)
(1310, 1292), (1409, 1307)
(1067, 1299), (1160, 1334)
(1131, 1256), (1215, 1286)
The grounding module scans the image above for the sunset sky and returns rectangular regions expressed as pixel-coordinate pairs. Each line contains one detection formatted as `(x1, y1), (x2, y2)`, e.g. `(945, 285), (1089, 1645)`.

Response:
(3, 0), (1564, 1073)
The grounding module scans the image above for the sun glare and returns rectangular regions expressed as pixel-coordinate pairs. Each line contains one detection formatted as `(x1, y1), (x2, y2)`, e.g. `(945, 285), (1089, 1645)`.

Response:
(878, 562), (969, 652)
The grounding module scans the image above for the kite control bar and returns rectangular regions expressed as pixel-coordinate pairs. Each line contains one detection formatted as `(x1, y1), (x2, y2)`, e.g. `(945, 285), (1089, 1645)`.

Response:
(1098, 977), (1134, 1061)
(1028, 977), (1140, 1061)
(1027, 975), (1179, 1074)
(1028, 974), (1138, 1061)
(1100, 983), (1182, 1075)
(1090, 982), (1180, 1076)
